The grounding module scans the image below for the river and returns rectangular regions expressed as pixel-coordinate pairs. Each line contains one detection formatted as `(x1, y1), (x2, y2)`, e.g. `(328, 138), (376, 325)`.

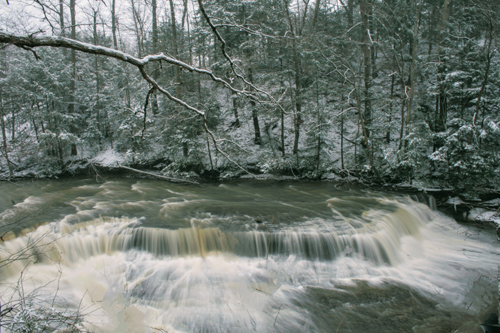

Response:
(0, 178), (498, 332)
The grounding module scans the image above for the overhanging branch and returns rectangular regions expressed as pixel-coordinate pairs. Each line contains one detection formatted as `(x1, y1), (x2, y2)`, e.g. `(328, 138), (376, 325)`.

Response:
(0, 32), (256, 102)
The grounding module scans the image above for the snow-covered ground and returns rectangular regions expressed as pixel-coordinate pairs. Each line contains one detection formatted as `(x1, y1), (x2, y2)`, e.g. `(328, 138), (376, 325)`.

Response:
(468, 207), (500, 226)
(90, 149), (126, 167)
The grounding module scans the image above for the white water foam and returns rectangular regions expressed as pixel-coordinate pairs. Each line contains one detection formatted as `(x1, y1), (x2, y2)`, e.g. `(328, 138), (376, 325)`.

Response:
(0, 199), (498, 332)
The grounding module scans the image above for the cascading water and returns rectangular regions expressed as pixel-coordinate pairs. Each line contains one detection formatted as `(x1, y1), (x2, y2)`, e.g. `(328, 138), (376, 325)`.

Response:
(0, 179), (498, 332)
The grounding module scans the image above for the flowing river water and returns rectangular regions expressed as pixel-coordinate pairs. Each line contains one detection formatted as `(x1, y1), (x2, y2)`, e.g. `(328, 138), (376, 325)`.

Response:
(0, 178), (498, 332)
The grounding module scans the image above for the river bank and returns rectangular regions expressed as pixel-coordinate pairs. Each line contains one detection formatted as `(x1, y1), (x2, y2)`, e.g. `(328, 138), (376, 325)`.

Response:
(1, 157), (499, 232)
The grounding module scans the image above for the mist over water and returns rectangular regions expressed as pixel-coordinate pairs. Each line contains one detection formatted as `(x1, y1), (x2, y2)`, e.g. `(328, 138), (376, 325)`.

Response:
(0, 179), (498, 332)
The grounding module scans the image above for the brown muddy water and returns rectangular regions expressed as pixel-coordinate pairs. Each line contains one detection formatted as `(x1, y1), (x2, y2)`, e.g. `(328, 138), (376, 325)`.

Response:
(0, 178), (498, 332)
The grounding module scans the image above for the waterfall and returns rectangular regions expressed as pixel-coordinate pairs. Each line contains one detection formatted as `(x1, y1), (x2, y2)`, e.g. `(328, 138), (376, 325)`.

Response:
(1, 199), (430, 278)
(0, 180), (497, 333)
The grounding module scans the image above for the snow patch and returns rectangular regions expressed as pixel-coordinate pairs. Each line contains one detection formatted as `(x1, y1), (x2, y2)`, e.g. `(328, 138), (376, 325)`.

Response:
(91, 149), (125, 167)
(484, 198), (500, 207)
(446, 196), (465, 205)
(240, 173), (274, 180)
(325, 173), (341, 180)
(468, 208), (500, 226)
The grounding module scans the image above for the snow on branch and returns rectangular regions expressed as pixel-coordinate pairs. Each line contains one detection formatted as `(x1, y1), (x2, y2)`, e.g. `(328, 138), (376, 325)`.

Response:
(0, 32), (257, 106)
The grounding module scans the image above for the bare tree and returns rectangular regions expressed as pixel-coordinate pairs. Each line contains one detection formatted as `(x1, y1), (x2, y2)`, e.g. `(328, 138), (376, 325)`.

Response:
(151, 0), (159, 115)
(0, 49), (13, 178)
(282, 0), (303, 156)
(69, 0), (77, 156)
(111, 0), (118, 50)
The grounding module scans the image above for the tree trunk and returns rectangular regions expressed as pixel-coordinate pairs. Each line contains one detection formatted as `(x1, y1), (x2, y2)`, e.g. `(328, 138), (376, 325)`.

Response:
(311, 0), (321, 30)
(359, 0), (372, 136)
(206, 135), (214, 170)
(399, 90), (406, 150)
(248, 68), (261, 145)
(36, 102), (45, 134)
(292, 44), (301, 155)
(10, 99), (15, 141)
(280, 59), (285, 156)
(112, 0), (118, 49)
(0, 90), (13, 177)
(369, 2), (377, 79)
(30, 102), (39, 143)
(170, 0), (188, 156)
(315, 82), (321, 176)
(183, 0), (193, 65)
(69, 0), (76, 115)
(355, 87), (376, 174)
(169, 0), (181, 98)
(439, 93), (447, 131)
(232, 92), (240, 127)
(428, 2), (437, 55)
(355, 117), (359, 166)
(387, 74), (394, 143)
(151, 0), (159, 115)
(347, 0), (354, 27)
(406, 0), (423, 125)
(435, 0), (452, 132)
(397, 55), (406, 150)
(59, 0), (66, 56)
(251, 107), (262, 145)
(473, 22), (493, 127)
(69, 0), (77, 156)
(59, 0), (64, 35)
(93, 11), (102, 138)
(283, 0), (301, 155)
(340, 113), (344, 169)
(130, 0), (143, 58)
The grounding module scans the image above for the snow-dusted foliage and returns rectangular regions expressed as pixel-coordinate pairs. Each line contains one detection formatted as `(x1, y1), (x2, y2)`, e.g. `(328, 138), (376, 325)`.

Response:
(3, 293), (87, 333)
(0, 0), (498, 191)
(429, 120), (500, 188)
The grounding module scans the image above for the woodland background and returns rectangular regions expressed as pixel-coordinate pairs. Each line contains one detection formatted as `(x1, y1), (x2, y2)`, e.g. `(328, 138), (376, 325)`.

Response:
(0, 0), (499, 192)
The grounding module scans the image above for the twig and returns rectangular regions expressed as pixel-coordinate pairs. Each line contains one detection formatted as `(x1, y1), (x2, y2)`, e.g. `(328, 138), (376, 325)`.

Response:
(19, 45), (41, 60)
(88, 161), (106, 182)
(336, 305), (355, 333)
(274, 304), (283, 326)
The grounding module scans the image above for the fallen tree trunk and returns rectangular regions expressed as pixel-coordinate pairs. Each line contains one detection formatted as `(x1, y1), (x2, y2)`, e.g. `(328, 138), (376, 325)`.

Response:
(117, 163), (199, 185)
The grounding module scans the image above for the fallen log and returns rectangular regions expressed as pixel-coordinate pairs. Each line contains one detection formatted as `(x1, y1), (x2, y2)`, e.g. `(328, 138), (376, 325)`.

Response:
(117, 163), (200, 185)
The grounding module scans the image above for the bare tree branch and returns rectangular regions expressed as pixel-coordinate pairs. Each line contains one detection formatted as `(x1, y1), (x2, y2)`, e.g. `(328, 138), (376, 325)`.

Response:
(196, 0), (289, 116)
(0, 32), (253, 103)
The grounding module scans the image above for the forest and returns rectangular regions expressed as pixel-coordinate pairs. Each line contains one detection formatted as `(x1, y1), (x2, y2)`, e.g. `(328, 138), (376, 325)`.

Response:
(0, 0), (499, 192)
